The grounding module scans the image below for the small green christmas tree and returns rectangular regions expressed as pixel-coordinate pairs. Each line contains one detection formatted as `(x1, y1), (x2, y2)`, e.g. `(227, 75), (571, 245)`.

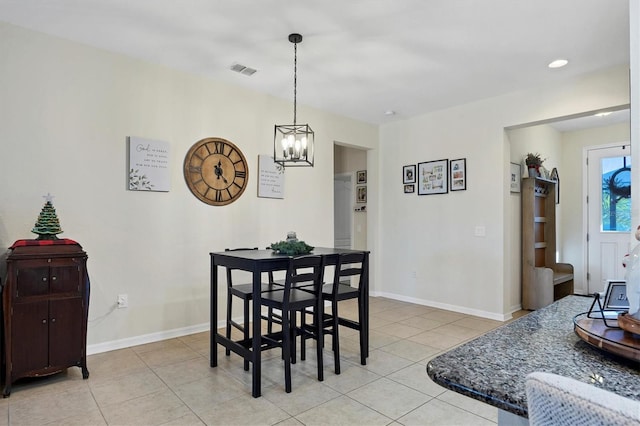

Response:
(32, 195), (63, 240)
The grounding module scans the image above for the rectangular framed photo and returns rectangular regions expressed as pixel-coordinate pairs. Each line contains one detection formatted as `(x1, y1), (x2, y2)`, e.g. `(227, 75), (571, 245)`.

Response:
(603, 280), (629, 310)
(258, 154), (285, 199)
(127, 136), (171, 192)
(510, 162), (521, 193)
(404, 184), (415, 194)
(357, 170), (367, 184)
(418, 159), (448, 195)
(403, 164), (416, 184)
(356, 185), (367, 203)
(450, 158), (466, 191)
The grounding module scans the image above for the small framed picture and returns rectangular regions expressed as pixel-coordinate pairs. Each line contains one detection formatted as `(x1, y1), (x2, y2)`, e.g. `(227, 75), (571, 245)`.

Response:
(357, 170), (367, 184)
(403, 165), (416, 184)
(418, 159), (448, 195)
(404, 184), (415, 194)
(356, 185), (367, 203)
(510, 162), (521, 193)
(450, 158), (466, 191)
(603, 280), (628, 310)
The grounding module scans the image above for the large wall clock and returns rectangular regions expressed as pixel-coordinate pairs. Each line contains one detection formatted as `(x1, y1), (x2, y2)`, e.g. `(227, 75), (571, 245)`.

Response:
(183, 137), (249, 206)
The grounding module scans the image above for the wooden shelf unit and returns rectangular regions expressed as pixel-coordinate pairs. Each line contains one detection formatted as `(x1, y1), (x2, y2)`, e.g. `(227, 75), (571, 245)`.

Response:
(522, 177), (573, 310)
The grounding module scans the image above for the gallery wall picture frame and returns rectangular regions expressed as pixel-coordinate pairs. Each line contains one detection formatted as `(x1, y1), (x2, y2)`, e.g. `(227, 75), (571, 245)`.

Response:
(356, 185), (367, 203)
(418, 159), (449, 195)
(450, 158), (467, 191)
(403, 164), (416, 184)
(357, 170), (367, 184)
(510, 162), (521, 193)
(404, 184), (415, 194)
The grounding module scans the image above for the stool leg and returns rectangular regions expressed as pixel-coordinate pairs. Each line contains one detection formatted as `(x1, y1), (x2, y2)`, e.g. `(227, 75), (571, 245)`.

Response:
(225, 292), (232, 357)
(300, 309), (306, 361)
(282, 311), (292, 393)
(243, 298), (250, 371)
(358, 296), (366, 365)
(315, 302), (324, 382)
(331, 300), (341, 374)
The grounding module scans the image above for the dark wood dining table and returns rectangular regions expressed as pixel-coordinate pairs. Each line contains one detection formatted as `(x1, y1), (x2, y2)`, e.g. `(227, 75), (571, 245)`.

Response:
(209, 247), (370, 397)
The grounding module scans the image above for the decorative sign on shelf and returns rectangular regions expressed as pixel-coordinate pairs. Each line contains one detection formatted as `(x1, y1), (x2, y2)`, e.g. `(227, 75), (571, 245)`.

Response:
(127, 136), (170, 192)
(258, 155), (285, 199)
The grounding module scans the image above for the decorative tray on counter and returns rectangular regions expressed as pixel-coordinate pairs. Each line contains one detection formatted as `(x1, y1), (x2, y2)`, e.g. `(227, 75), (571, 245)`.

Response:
(574, 313), (640, 362)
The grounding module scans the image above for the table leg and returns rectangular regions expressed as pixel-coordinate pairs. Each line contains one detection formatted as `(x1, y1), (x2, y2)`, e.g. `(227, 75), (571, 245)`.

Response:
(210, 259), (218, 367)
(251, 270), (262, 397)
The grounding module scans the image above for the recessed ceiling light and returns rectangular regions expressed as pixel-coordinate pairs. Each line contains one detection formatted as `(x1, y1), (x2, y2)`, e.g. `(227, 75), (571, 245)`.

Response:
(548, 59), (568, 69)
(384, 110), (396, 116)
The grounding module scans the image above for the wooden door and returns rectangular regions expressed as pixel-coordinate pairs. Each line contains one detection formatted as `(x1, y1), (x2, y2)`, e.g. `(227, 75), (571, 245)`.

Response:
(11, 301), (48, 375)
(48, 297), (84, 368)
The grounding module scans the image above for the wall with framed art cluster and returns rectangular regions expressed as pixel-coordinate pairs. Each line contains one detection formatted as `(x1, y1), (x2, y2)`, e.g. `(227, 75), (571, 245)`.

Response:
(403, 158), (466, 195)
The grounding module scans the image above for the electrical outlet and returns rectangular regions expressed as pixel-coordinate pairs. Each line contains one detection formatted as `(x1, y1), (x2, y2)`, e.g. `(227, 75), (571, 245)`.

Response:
(117, 294), (128, 308)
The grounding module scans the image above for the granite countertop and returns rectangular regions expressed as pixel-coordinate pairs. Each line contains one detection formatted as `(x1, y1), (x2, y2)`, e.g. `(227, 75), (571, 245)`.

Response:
(426, 295), (640, 418)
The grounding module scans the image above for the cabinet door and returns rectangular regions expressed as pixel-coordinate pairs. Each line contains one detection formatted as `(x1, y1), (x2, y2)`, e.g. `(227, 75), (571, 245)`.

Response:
(15, 262), (49, 299)
(49, 297), (84, 368)
(50, 261), (82, 295)
(11, 301), (49, 375)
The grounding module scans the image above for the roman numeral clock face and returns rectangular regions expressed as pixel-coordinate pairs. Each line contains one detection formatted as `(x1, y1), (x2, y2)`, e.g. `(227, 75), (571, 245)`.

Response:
(183, 137), (249, 206)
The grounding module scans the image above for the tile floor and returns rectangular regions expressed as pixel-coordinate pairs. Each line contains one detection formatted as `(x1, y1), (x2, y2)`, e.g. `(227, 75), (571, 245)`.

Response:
(0, 297), (527, 425)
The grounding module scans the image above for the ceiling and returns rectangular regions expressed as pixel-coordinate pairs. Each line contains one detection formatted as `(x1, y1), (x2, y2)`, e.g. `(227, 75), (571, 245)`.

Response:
(0, 0), (630, 125)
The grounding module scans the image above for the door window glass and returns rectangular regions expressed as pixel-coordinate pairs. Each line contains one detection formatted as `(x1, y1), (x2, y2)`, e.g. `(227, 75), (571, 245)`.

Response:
(601, 156), (631, 232)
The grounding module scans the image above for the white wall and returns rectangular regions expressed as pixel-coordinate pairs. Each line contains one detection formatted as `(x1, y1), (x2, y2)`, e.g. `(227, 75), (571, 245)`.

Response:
(379, 66), (630, 320)
(0, 22), (378, 351)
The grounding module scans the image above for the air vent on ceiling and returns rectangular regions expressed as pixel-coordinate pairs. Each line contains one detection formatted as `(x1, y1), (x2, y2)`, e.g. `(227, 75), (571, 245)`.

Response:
(230, 63), (257, 76)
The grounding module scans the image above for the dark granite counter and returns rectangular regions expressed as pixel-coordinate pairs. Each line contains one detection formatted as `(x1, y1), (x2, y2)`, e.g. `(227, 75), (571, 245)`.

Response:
(426, 295), (640, 418)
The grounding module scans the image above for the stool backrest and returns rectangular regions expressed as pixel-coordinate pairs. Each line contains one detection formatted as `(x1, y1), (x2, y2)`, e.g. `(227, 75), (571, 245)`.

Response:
(281, 255), (324, 308)
(331, 252), (366, 294)
(224, 247), (258, 287)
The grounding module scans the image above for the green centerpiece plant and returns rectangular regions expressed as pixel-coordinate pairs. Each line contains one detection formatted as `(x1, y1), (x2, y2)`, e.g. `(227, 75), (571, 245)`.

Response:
(270, 231), (314, 255)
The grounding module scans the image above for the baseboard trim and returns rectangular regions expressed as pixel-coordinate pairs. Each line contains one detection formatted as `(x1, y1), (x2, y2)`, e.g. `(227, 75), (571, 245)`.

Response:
(87, 322), (210, 355)
(373, 291), (513, 322)
(87, 296), (514, 355)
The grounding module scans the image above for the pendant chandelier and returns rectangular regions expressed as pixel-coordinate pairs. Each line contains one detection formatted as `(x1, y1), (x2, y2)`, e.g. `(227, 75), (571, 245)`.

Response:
(274, 33), (314, 167)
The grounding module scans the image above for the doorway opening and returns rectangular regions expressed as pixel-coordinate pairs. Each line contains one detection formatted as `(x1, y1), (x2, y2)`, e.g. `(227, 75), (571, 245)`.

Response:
(334, 144), (368, 251)
(586, 143), (631, 294)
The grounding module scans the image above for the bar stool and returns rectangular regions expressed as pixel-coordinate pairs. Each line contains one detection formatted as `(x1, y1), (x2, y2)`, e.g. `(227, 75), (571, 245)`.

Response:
(224, 247), (282, 370)
(260, 255), (325, 393)
(301, 251), (368, 374)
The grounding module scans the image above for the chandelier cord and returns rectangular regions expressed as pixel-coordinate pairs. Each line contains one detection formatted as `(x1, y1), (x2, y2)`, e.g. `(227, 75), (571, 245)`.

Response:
(293, 40), (297, 126)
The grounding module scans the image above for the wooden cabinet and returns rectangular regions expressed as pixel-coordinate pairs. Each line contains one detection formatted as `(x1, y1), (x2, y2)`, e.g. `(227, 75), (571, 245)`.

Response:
(522, 178), (574, 310)
(2, 242), (89, 396)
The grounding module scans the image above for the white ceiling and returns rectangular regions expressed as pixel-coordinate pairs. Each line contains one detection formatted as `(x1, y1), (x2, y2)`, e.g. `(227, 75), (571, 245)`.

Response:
(0, 0), (630, 125)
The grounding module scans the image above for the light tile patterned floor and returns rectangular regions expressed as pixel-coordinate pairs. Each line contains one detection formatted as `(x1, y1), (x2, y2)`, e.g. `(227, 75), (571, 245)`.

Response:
(0, 297), (526, 425)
